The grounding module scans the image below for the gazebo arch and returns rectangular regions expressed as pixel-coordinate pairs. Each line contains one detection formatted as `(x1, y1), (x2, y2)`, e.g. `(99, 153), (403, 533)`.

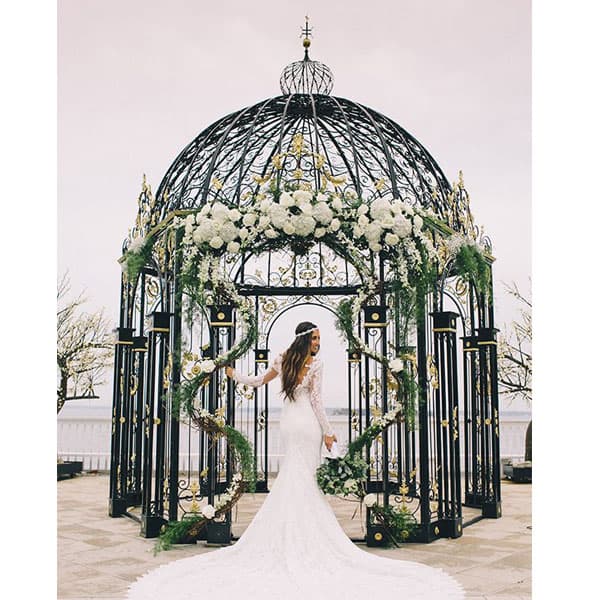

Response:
(109, 26), (501, 547)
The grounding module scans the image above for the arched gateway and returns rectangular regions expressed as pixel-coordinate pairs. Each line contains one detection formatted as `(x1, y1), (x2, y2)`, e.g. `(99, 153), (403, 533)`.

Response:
(109, 25), (502, 548)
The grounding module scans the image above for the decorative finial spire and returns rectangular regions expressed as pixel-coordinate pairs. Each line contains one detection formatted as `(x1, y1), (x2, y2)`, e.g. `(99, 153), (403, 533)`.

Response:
(302, 15), (312, 57)
(279, 17), (334, 95)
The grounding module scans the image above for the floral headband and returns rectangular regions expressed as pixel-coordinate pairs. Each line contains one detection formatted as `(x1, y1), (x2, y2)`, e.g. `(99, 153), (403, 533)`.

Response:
(295, 326), (318, 338)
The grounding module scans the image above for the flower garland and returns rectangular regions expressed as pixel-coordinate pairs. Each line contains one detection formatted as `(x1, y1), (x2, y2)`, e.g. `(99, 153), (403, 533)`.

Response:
(153, 408), (256, 553)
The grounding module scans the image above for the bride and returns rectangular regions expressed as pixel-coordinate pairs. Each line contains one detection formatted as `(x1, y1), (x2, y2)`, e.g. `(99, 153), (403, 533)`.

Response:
(127, 321), (464, 599)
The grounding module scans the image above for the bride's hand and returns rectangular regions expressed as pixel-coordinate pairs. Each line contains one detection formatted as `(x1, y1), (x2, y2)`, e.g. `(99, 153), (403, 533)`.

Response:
(324, 434), (337, 451)
(225, 366), (234, 378)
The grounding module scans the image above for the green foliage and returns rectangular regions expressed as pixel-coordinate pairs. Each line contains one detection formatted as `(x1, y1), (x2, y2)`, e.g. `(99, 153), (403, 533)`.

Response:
(370, 504), (418, 547)
(153, 516), (207, 555)
(454, 244), (491, 297)
(316, 452), (368, 496)
(224, 424), (256, 494)
(124, 239), (154, 281)
(153, 419), (256, 553)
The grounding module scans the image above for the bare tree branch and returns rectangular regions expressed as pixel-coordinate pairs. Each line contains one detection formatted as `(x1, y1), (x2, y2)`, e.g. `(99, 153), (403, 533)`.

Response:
(498, 279), (532, 406)
(57, 273), (114, 413)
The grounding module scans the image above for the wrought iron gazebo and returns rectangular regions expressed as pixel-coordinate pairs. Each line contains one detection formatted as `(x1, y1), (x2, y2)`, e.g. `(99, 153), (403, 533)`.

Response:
(109, 22), (501, 546)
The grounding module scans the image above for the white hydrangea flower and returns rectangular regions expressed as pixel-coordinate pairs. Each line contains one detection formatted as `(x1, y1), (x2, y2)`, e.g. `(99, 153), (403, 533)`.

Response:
(364, 493), (378, 508)
(357, 204), (369, 216)
(393, 215), (412, 238)
(292, 189), (313, 204)
(314, 227), (327, 239)
(228, 208), (242, 222)
(209, 236), (224, 249)
(293, 215), (316, 237)
(199, 359), (216, 373)
(211, 203), (230, 223)
(369, 241), (382, 252)
(219, 222), (239, 243)
(313, 202), (333, 225)
(279, 192), (294, 208)
(258, 215), (271, 230)
(316, 192), (328, 203)
(299, 203), (314, 217)
(365, 222), (383, 243)
(380, 215), (395, 230)
(201, 504), (216, 519)
(389, 358), (404, 372)
(283, 221), (296, 236)
(184, 214), (196, 227)
(238, 227), (249, 241)
(242, 213), (257, 227)
(260, 198), (273, 213)
(328, 218), (341, 232)
(370, 198), (393, 220)
(331, 196), (344, 212)
(353, 224), (365, 238)
(269, 205), (288, 229)
(264, 228), (278, 239)
(358, 214), (370, 229)
(226, 241), (240, 254)
(199, 205), (211, 218)
(384, 233), (400, 246)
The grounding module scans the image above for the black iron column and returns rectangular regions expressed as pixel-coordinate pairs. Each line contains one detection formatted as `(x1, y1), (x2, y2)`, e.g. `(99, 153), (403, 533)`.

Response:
(206, 304), (235, 544)
(108, 324), (134, 517)
(140, 311), (171, 538)
(462, 334), (483, 507)
(431, 311), (463, 538)
(478, 326), (502, 518)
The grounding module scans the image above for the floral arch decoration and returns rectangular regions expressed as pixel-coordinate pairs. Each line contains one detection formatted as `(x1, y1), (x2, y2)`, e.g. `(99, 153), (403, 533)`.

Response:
(123, 136), (492, 428)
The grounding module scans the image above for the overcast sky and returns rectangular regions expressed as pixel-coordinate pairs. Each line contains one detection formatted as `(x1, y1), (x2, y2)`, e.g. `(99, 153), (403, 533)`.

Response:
(57, 0), (532, 409)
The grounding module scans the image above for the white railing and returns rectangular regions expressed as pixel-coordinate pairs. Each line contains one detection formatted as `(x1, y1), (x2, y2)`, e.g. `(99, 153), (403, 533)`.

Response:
(58, 409), (530, 473)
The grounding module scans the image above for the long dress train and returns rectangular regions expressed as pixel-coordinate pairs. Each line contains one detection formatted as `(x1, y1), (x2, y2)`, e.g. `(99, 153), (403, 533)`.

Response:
(127, 355), (464, 599)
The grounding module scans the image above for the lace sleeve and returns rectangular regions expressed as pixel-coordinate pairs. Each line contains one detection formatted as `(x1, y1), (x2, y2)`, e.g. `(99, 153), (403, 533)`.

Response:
(232, 354), (282, 387)
(308, 360), (334, 436)
(232, 370), (266, 387)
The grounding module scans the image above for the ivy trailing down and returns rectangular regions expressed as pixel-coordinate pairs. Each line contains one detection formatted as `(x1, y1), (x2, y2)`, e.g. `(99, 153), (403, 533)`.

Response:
(153, 413), (256, 554)
(453, 243), (491, 298)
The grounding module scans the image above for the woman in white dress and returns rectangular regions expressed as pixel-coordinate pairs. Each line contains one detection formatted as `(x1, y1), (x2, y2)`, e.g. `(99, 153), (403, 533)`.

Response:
(127, 321), (464, 599)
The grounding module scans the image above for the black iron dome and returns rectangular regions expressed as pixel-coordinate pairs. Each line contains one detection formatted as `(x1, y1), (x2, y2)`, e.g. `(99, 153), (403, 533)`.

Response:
(153, 24), (455, 224)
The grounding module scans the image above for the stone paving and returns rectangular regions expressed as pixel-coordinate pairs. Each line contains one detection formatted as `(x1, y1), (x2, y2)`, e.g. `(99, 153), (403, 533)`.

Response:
(57, 474), (531, 599)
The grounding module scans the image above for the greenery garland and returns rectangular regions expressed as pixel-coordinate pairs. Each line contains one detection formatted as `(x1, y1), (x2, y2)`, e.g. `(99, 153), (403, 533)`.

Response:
(153, 411), (256, 554)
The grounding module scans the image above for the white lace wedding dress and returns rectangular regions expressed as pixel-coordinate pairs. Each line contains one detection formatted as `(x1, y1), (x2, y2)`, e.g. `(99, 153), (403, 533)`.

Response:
(127, 355), (464, 599)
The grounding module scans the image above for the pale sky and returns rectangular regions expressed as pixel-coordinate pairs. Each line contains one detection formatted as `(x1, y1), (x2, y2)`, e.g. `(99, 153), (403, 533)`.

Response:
(56, 0), (533, 409)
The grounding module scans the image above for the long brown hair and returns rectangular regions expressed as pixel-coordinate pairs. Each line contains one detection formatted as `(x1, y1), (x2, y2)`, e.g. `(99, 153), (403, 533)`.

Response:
(281, 321), (317, 401)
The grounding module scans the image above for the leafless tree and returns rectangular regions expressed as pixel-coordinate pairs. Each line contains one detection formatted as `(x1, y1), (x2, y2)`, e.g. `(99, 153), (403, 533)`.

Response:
(498, 281), (532, 404)
(498, 280), (532, 460)
(57, 273), (114, 413)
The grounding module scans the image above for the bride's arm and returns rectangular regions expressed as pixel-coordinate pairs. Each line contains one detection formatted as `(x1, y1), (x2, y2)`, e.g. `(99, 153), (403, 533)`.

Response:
(225, 354), (281, 388)
(308, 361), (336, 446)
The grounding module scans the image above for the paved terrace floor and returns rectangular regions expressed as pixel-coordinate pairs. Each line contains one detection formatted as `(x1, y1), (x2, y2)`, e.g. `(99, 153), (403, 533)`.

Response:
(58, 474), (531, 600)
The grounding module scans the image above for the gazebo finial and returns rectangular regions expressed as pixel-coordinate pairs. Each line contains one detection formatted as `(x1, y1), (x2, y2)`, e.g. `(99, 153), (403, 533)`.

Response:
(280, 17), (334, 95)
(302, 15), (312, 58)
